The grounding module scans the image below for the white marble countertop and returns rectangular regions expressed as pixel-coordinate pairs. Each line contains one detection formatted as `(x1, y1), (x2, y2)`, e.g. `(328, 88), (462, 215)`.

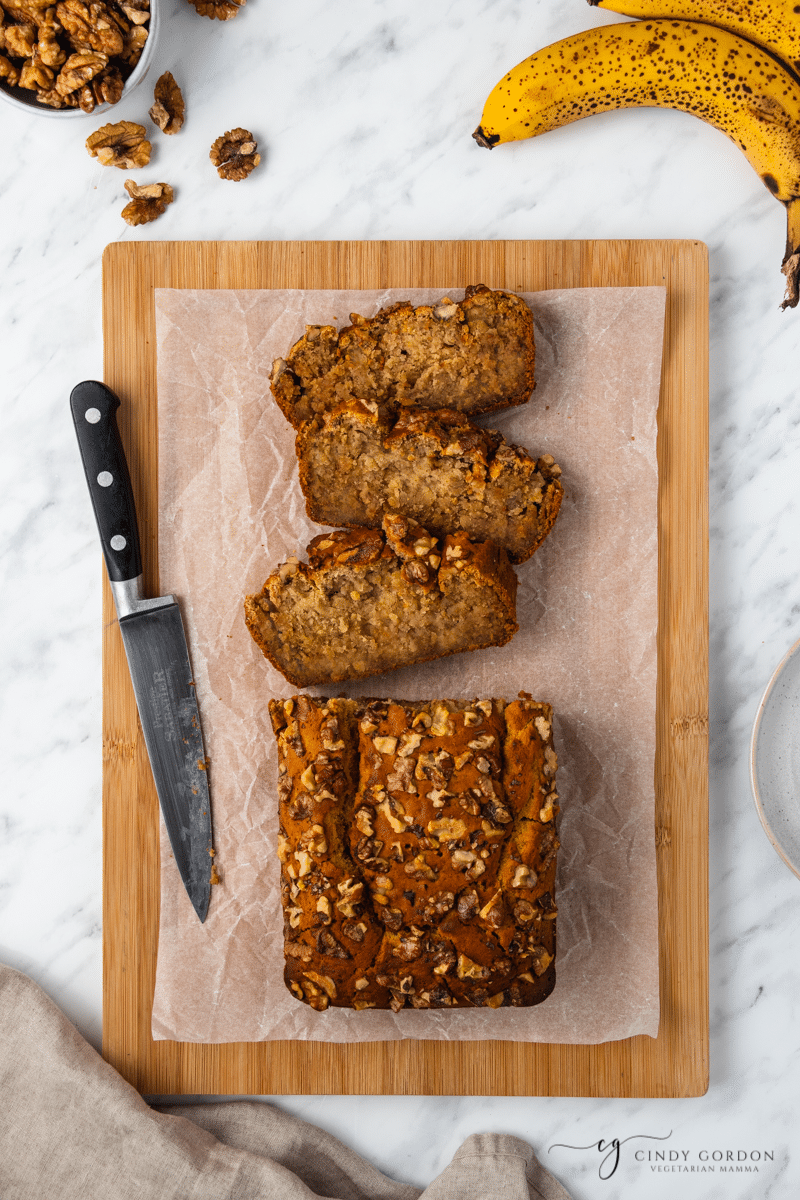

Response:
(2, 1), (800, 1195)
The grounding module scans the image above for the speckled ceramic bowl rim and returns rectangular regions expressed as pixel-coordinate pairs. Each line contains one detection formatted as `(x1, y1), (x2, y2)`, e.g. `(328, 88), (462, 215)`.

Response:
(0, 0), (160, 118)
(750, 634), (800, 881)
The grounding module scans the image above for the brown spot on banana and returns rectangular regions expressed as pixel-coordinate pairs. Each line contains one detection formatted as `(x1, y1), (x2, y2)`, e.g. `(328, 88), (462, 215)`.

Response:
(590, 0), (800, 83)
(474, 19), (800, 306)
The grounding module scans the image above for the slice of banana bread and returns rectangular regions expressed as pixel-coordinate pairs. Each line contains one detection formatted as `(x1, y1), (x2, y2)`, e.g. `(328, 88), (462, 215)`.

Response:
(244, 515), (518, 687)
(296, 401), (563, 564)
(269, 693), (559, 1012)
(270, 285), (536, 429)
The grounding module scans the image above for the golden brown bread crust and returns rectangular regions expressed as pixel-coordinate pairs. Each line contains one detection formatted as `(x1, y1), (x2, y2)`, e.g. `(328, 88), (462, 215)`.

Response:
(295, 401), (563, 564)
(244, 516), (518, 687)
(270, 285), (536, 429)
(269, 693), (559, 1012)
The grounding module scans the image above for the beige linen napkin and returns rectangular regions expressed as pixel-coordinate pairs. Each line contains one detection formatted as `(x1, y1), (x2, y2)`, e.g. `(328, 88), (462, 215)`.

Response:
(0, 963), (571, 1200)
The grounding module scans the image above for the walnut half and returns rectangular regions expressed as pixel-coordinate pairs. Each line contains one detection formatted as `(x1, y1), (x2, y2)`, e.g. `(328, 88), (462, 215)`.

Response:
(121, 179), (174, 225)
(186, 0), (244, 19)
(149, 69), (184, 134)
(210, 126), (260, 180)
(86, 120), (151, 168)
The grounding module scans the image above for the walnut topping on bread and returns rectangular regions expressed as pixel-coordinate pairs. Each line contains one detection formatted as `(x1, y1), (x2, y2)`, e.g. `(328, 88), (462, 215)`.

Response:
(269, 694), (559, 1012)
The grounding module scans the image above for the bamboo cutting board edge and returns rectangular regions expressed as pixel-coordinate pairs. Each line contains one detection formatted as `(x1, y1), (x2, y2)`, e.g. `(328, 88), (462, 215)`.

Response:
(101, 239), (709, 1097)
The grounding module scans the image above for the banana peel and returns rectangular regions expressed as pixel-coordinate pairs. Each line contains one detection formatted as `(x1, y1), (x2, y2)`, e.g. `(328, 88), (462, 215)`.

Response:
(588, 0), (800, 80)
(474, 19), (800, 308)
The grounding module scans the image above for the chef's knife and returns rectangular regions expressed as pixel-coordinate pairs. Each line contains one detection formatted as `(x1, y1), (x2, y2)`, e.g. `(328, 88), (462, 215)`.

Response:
(70, 380), (213, 923)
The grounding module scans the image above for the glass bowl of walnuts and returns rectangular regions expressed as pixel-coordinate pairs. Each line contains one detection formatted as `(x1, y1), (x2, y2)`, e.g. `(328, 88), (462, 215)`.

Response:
(0, 0), (159, 117)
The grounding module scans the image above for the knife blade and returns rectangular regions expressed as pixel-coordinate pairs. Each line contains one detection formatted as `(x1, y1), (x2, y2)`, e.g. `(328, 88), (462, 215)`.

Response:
(70, 380), (213, 923)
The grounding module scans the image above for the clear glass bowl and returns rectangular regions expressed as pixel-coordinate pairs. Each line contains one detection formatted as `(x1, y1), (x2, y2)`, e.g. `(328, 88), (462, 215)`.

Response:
(0, 0), (160, 119)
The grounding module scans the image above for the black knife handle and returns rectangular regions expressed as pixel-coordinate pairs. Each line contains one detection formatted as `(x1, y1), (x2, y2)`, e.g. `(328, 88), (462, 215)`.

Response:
(70, 381), (143, 584)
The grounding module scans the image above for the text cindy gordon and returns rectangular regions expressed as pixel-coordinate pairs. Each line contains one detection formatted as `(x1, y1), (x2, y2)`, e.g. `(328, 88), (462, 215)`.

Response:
(637, 1149), (774, 1173)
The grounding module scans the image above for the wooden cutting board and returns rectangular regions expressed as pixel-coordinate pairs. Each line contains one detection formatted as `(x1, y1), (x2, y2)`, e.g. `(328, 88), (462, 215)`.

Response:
(101, 239), (708, 1097)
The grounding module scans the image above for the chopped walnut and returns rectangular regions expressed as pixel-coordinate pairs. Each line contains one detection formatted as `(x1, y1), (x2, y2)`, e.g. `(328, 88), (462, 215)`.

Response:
(529, 945), (553, 977)
(210, 126), (260, 180)
(149, 69), (184, 133)
(303, 969), (336, 1000)
(4, 21), (37, 57)
(36, 10), (66, 68)
(54, 48), (107, 94)
(55, 1), (123, 54)
(36, 84), (72, 105)
(511, 864), (535, 889)
(18, 53), (53, 89)
(187, 0), (244, 18)
(86, 120), (150, 168)
(118, 0), (149, 22)
(121, 179), (174, 225)
(457, 953), (489, 981)
(0, 54), (20, 85)
(119, 22), (146, 65)
(75, 62), (122, 111)
(373, 735), (397, 755)
(93, 62), (122, 103)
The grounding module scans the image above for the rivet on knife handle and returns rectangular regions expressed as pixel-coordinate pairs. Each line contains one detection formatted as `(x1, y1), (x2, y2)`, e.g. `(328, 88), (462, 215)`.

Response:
(69, 380), (143, 585)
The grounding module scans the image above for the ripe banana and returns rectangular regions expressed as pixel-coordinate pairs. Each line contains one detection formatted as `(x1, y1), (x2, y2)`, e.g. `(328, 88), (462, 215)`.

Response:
(473, 20), (800, 307)
(588, 0), (800, 80)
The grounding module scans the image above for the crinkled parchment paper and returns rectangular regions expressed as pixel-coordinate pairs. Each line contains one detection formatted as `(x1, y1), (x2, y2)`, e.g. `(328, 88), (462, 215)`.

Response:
(151, 285), (666, 1044)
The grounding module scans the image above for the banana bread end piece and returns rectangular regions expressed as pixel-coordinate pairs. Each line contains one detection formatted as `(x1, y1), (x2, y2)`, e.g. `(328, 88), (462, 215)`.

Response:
(270, 693), (559, 1012)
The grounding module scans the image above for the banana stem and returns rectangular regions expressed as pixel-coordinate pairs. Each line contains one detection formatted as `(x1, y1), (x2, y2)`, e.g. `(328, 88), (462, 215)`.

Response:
(473, 126), (498, 149)
(781, 199), (800, 309)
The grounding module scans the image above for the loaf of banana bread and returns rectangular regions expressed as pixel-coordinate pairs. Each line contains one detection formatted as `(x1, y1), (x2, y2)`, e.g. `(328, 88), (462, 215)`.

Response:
(296, 401), (563, 564)
(269, 693), (559, 1012)
(244, 515), (518, 687)
(270, 285), (536, 429)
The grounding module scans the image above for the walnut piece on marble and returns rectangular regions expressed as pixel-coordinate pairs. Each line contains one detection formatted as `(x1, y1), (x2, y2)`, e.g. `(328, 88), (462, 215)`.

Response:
(149, 70), (184, 133)
(210, 126), (260, 180)
(86, 119), (151, 167)
(186, 0), (244, 19)
(120, 179), (174, 225)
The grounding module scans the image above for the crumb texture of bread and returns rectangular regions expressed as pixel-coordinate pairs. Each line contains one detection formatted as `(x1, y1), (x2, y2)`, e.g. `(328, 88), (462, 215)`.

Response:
(270, 285), (536, 429)
(270, 693), (559, 1012)
(244, 516), (518, 686)
(297, 402), (563, 564)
